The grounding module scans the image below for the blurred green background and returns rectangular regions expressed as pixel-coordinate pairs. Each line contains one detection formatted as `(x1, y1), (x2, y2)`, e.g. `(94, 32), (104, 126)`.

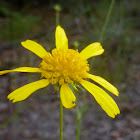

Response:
(0, 0), (140, 140)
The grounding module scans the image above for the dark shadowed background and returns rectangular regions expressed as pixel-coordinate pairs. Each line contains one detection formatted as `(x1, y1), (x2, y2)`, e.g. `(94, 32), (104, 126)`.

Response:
(0, 0), (140, 140)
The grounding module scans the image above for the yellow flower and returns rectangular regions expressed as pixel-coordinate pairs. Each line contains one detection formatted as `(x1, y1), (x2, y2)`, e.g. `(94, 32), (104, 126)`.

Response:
(0, 26), (120, 118)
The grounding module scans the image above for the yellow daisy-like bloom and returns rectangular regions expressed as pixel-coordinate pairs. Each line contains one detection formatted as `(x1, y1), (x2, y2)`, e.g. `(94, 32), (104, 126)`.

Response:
(0, 26), (120, 118)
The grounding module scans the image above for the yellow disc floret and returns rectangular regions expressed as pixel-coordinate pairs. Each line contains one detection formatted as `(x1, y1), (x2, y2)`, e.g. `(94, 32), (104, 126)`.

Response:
(40, 48), (89, 85)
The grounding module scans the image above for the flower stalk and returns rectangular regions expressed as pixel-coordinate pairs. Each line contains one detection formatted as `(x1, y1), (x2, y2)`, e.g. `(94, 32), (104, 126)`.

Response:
(75, 91), (81, 140)
(99, 0), (115, 42)
(75, 88), (87, 140)
(54, 4), (63, 140)
(60, 100), (63, 140)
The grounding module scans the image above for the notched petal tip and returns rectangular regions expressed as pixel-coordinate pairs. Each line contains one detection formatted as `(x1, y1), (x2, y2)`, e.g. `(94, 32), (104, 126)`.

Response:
(71, 101), (76, 107)
(111, 109), (120, 118)
(60, 84), (76, 109)
(112, 115), (115, 118)
(72, 101), (76, 104)
(13, 100), (16, 103)
(80, 79), (120, 118)
(8, 97), (13, 101)
(7, 79), (50, 103)
(7, 94), (14, 101)
(8, 95), (15, 101)
(65, 102), (76, 109)
(63, 99), (76, 109)
(88, 74), (119, 96)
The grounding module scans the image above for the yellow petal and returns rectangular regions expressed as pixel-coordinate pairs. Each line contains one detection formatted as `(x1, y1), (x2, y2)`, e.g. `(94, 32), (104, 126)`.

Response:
(7, 79), (50, 102)
(80, 42), (104, 59)
(101, 105), (115, 118)
(0, 67), (41, 76)
(88, 74), (119, 96)
(60, 84), (76, 109)
(21, 40), (47, 58)
(55, 25), (68, 49)
(80, 79), (120, 118)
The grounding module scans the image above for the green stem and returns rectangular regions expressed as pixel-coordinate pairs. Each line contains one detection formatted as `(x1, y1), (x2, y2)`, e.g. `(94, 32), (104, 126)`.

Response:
(75, 90), (87, 140)
(56, 11), (59, 26)
(99, 0), (115, 42)
(75, 91), (81, 140)
(55, 8), (62, 140)
(60, 100), (63, 140)
(90, 0), (115, 70)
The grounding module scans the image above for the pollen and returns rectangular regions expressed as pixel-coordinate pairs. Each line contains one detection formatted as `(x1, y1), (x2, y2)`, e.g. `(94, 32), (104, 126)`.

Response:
(40, 48), (89, 85)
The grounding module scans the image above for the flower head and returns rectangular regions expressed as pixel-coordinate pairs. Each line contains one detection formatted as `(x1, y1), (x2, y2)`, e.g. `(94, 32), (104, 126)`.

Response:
(0, 25), (120, 118)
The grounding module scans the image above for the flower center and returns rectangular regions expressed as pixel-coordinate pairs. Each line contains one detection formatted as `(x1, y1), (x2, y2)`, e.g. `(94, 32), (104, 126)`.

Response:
(40, 48), (89, 85)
